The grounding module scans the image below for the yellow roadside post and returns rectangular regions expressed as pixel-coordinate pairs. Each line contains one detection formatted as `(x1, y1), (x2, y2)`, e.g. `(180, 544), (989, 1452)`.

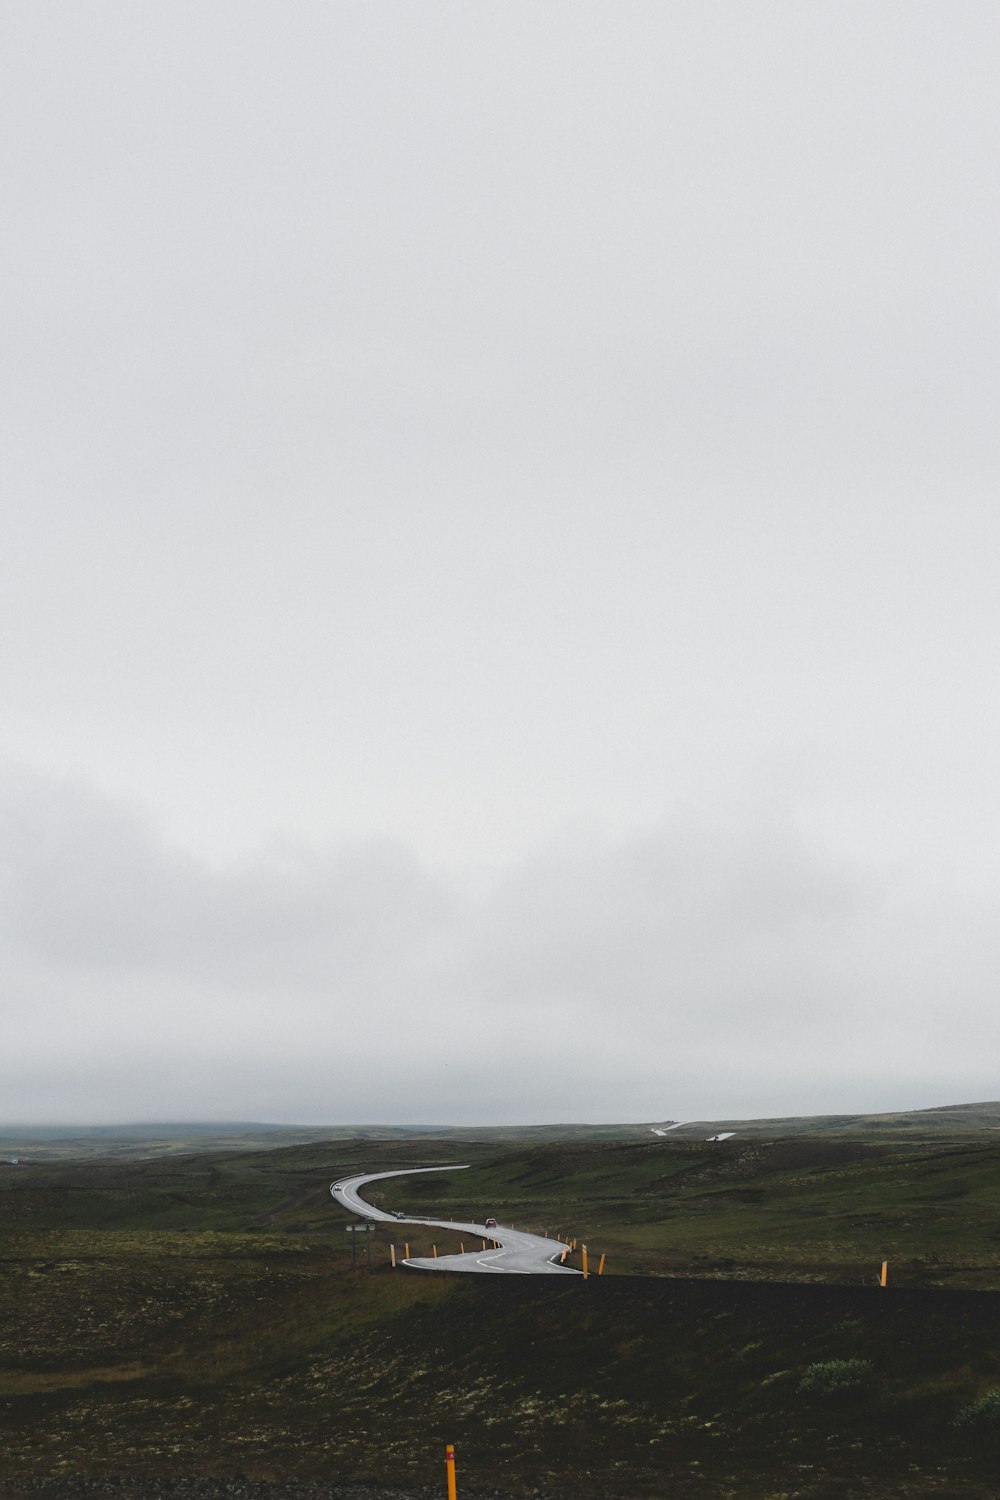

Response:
(597, 1253), (605, 1276)
(404, 1243), (410, 1259)
(445, 1443), (457, 1500)
(582, 1244), (589, 1280)
(560, 1248), (567, 1263)
(482, 1239), (487, 1250)
(460, 1241), (465, 1254)
(880, 1261), (888, 1287)
(390, 1244), (396, 1269)
(433, 1243), (438, 1259)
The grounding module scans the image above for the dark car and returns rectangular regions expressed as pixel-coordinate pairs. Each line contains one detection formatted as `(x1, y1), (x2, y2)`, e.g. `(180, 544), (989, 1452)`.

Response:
(484, 1217), (497, 1229)
(392, 1210), (406, 1220)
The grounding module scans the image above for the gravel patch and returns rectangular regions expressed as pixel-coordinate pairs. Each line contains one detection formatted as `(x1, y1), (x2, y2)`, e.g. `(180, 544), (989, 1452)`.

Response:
(0, 1481), (564, 1500)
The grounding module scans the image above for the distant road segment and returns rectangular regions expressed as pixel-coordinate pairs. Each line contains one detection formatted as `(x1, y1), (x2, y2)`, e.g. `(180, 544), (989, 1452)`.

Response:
(330, 1165), (579, 1276)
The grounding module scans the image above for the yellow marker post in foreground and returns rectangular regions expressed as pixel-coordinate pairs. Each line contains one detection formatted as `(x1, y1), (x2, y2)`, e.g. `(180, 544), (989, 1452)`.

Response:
(404, 1243), (410, 1259)
(433, 1243), (438, 1259)
(880, 1261), (888, 1287)
(582, 1243), (589, 1280)
(445, 1443), (457, 1500)
(390, 1244), (396, 1269)
(597, 1253), (605, 1276)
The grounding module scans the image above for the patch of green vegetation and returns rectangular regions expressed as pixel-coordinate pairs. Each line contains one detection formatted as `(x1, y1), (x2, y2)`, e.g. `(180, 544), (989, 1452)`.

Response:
(954, 1388), (1000, 1429)
(798, 1359), (875, 1396)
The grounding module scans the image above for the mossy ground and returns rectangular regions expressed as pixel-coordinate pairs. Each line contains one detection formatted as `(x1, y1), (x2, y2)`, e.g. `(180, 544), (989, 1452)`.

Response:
(2, 1133), (1000, 1496)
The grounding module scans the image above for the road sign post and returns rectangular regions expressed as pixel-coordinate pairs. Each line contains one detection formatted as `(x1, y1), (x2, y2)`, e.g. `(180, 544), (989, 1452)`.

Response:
(445, 1442), (457, 1500)
(346, 1223), (373, 1269)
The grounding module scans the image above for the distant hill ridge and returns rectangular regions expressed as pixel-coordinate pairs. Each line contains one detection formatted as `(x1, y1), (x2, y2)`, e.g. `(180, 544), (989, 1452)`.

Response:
(3, 1100), (1000, 1162)
(653, 1100), (1000, 1138)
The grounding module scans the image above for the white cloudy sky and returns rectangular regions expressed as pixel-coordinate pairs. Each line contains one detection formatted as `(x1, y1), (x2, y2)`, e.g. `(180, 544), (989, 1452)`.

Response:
(3, 2), (999, 1125)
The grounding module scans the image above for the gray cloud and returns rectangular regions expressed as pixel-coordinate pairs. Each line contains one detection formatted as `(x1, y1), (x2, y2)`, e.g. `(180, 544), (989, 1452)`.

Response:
(1, 767), (996, 1124)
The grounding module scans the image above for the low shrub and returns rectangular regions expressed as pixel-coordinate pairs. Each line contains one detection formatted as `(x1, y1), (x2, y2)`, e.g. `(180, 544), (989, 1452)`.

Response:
(954, 1389), (1000, 1429)
(798, 1359), (875, 1397)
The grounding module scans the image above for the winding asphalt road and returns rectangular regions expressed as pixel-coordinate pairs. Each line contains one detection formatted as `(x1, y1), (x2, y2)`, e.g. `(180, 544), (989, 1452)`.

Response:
(330, 1165), (579, 1276)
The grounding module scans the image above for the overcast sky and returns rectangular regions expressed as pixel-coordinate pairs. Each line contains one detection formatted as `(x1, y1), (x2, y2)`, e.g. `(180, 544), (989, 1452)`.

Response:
(3, 3), (999, 1126)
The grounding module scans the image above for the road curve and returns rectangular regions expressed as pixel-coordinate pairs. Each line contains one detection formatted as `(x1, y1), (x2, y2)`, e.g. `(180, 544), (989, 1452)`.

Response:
(330, 1165), (579, 1276)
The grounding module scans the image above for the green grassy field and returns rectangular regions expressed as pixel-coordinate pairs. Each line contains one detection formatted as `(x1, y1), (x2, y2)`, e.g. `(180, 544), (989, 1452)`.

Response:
(383, 1133), (1000, 1289)
(3, 1122), (1000, 1496)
